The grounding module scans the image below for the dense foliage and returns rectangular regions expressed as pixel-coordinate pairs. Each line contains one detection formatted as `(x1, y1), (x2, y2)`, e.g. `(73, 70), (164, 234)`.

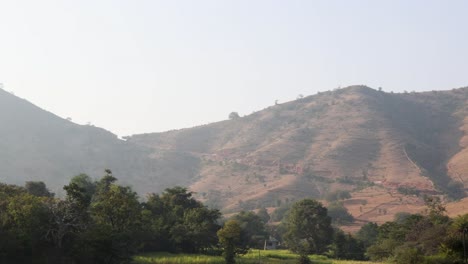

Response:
(357, 196), (468, 264)
(0, 171), (221, 263)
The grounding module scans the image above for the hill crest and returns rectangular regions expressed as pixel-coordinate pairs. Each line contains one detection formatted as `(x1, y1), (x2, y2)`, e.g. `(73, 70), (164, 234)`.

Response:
(3, 85), (468, 225)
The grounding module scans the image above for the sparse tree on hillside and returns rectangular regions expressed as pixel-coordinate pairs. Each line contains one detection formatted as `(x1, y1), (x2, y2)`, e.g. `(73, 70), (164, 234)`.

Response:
(229, 112), (240, 120)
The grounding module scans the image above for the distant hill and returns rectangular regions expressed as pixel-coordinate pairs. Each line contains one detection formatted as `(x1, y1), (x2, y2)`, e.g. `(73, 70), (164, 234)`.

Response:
(129, 85), (468, 224)
(0, 88), (198, 195)
(3, 85), (468, 226)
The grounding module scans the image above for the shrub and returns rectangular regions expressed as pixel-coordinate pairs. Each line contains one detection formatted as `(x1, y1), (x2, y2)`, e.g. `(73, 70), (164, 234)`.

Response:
(393, 246), (424, 264)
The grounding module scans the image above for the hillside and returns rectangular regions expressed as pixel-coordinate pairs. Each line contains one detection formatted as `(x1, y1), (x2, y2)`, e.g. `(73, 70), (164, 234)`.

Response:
(0, 88), (198, 195)
(129, 86), (468, 224)
(3, 85), (468, 225)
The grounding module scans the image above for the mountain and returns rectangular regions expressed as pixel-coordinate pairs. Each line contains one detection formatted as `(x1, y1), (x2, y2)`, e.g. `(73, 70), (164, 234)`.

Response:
(3, 85), (468, 225)
(0, 88), (197, 195)
(128, 85), (468, 223)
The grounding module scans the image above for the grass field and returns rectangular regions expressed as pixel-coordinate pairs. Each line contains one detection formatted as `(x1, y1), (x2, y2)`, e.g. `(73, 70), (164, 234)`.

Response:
(133, 250), (381, 264)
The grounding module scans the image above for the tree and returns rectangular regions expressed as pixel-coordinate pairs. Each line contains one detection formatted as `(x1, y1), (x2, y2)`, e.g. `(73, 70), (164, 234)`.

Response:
(256, 208), (270, 223)
(283, 199), (333, 256)
(45, 197), (90, 262)
(143, 187), (221, 253)
(89, 175), (143, 263)
(217, 220), (243, 264)
(66, 174), (96, 206)
(356, 222), (379, 249)
(366, 238), (399, 261)
(424, 196), (449, 224)
(0, 185), (50, 263)
(325, 190), (351, 202)
(229, 112), (240, 120)
(231, 211), (269, 249)
(393, 247), (424, 264)
(25, 181), (54, 198)
(270, 204), (291, 222)
(328, 229), (365, 260)
(442, 214), (468, 262)
(327, 202), (354, 224)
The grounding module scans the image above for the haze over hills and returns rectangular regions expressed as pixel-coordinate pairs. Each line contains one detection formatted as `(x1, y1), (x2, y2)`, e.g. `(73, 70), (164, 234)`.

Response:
(0, 88), (198, 195)
(3, 85), (468, 225)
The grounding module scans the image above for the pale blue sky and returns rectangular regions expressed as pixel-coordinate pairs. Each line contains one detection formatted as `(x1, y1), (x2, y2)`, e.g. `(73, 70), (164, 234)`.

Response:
(0, 0), (467, 136)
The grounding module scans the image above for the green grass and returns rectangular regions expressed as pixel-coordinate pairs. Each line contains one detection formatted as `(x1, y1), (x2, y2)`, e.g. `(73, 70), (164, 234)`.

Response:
(133, 250), (382, 264)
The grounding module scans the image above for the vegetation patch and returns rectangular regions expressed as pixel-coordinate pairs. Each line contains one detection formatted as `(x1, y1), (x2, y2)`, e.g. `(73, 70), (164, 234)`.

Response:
(133, 250), (382, 264)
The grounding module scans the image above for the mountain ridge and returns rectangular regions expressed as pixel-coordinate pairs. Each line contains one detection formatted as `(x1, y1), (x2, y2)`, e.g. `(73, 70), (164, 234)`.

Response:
(2, 85), (468, 226)
(129, 85), (468, 223)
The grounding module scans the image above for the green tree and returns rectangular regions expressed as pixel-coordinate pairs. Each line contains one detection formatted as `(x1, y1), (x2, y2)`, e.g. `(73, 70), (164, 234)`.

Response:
(393, 246), (424, 264)
(356, 222), (379, 249)
(328, 229), (365, 260)
(232, 211), (269, 249)
(89, 175), (143, 263)
(283, 199), (333, 256)
(441, 214), (468, 262)
(217, 220), (243, 264)
(0, 184), (50, 263)
(65, 174), (96, 206)
(424, 196), (449, 224)
(366, 238), (399, 261)
(56, 173), (95, 262)
(143, 187), (221, 253)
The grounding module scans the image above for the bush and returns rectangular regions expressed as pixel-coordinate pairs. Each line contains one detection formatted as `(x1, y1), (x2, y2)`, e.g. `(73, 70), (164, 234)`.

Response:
(296, 255), (312, 264)
(327, 202), (354, 224)
(423, 254), (458, 264)
(393, 247), (424, 264)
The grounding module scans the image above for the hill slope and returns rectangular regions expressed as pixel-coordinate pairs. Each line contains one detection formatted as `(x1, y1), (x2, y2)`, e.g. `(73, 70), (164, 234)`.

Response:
(129, 86), (468, 223)
(0, 88), (198, 194)
(3, 85), (468, 225)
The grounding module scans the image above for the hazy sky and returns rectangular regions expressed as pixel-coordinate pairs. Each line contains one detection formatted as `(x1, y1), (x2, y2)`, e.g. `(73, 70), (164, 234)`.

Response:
(1, 0), (467, 136)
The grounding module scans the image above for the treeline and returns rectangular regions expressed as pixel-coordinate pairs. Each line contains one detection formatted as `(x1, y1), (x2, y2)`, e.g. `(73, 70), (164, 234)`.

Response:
(357, 196), (468, 264)
(2, 170), (468, 264)
(272, 196), (468, 264)
(0, 170), (222, 263)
